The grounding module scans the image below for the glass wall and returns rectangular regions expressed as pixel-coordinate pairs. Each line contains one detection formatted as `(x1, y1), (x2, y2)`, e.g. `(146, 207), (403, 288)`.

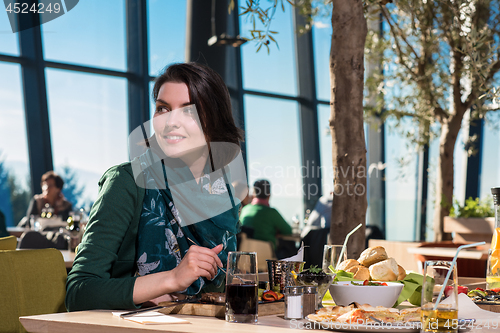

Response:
(239, 6), (297, 96)
(0, 63), (30, 226)
(384, 118), (418, 241)
(45, 69), (128, 208)
(148, 0), (186, 76)
(244, 95), (304, 222)
(0, 1), (19, 56)
(41, 0), (126, 71)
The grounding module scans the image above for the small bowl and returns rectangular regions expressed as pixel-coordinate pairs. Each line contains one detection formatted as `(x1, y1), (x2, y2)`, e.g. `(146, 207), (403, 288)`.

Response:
(292, 272), (335, 307)
(329, 281), (403, 308)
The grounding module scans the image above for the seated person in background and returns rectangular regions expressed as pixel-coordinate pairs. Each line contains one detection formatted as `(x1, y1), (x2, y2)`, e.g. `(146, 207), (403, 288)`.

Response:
(240, 179), (292, 249)
(301, 192), (333, 239)
(20, 171), (72, 228)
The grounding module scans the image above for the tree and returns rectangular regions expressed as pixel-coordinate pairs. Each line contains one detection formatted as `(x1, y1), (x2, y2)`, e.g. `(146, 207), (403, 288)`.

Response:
(59, 165), (85, 208)
(235, 0), (385, 257)
(0, 153), (14, 226)
(8, 173), (30, 225)
(366, 0), (500, 241)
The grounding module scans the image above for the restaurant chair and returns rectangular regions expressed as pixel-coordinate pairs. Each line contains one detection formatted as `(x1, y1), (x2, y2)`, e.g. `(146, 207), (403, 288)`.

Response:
(0, 235), (17, 250)
(0, 248), (67, 333)
(238, 232), (276, 272)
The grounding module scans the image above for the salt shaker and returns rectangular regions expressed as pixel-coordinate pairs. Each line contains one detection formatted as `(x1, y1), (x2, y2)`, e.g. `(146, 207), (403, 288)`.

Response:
(284, 286), (303, 320)
(302, 286), (318, 316)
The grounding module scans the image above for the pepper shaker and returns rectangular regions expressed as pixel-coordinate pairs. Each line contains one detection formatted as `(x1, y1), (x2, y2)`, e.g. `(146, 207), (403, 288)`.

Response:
(302, 286), (318, 316)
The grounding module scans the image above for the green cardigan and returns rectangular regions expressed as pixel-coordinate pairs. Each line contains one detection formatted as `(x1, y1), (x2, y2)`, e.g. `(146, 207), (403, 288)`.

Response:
(66, 162), (145, 311)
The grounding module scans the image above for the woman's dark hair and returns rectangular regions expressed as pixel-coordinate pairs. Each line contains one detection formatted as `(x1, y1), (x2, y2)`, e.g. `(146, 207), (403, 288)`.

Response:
(152, 62), (244, 146)
(41, 171), (64, 190)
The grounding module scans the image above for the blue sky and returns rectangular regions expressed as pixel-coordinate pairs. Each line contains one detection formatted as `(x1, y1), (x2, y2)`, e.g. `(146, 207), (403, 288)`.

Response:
(0, 0), (497, 238)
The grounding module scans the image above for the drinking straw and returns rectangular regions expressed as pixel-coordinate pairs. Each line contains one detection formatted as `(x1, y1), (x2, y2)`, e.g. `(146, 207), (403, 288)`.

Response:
(335, 223), (363, 270)
(433, 241), (486, 310)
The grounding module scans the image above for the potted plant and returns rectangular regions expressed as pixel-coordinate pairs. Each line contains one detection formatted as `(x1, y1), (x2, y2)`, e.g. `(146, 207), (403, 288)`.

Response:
(444, 197), (495, 243)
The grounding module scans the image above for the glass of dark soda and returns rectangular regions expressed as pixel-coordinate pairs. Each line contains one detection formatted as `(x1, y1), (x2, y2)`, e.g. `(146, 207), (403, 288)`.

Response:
(225, 251), (258, 323)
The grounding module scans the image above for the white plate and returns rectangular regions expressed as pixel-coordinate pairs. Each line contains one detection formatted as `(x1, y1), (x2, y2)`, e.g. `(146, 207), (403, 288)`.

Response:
(305, 318), (474, 332)
(305, 318), (420, 332)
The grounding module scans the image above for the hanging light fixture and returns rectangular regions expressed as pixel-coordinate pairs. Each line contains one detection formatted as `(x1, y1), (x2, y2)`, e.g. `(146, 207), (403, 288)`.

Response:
(207, 0), (247, 47)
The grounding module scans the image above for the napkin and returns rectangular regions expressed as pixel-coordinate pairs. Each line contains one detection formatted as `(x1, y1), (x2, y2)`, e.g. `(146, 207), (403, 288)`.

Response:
(442, 293), (500, 321)
(112, 310), (190, 325)
(281, 242), (304, 262)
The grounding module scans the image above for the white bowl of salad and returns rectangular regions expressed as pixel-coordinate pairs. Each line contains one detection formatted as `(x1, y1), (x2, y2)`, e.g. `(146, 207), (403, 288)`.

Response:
(329, 280), (403, 308)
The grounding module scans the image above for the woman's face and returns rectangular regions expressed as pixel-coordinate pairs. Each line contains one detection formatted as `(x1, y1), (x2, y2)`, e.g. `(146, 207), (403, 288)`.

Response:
(42, 178), (60, 202)
(153, 82), (207, 162)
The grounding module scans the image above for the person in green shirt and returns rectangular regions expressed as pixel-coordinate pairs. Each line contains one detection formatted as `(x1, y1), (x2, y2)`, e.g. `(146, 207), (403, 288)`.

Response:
(240, 179), (292, 249)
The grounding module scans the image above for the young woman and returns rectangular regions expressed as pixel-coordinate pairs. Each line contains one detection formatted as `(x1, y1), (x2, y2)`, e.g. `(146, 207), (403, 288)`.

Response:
(66, 63), (244, 311)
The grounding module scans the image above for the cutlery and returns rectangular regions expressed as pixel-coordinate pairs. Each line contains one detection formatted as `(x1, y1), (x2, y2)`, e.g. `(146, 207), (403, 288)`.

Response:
(119, 297), (201, 318)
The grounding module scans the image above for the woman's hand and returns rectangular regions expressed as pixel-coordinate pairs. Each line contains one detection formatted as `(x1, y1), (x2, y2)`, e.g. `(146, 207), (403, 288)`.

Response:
(171, 244), (223, 290)
(133, 244), (223, 305)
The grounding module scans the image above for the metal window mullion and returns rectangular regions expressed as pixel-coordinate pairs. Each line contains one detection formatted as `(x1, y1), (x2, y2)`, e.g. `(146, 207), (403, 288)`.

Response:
(126, 0), (150, 136)
(17, 12), (53, 196)
(293, 7), (321, 212)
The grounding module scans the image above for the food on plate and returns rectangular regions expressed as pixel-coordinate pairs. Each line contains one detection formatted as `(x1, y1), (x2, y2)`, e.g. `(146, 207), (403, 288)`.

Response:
(337, 259), (360, 271)
(397, 265), (406, 280)
(358, 246), (388, 267)
(344, 265), (370, 281)
(261, 290), (284, 302)
(200, 292), (226, 304)
(350, 280), (388, 286)
(336, 246), (406, 282)
(369, 258), (398, 281)
(467, 287), (500, 304)
(444, 285), (468, 298)
(307, 302), (421, 324)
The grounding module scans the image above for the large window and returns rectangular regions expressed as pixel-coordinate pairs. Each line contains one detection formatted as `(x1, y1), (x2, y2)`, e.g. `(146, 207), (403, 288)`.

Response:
(45, 69), (128, 208)
(41, 0), (126, 71)
(0, 63), (30, 226)
(0, 1), (19, 56)
(313, 18), (332, 102)
(384, 118), (418, 241)
(244, 95), (304, 222)
(480, 120), (500, 199)
(148, 0), (186, 76)
(239, 7), (297, 96)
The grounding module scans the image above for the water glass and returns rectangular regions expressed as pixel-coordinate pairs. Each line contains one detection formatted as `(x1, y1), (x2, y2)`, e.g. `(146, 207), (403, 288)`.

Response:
(225, 251), (258, 323)
(322, 245), (347, 273)
(487, 249), (500, 289)
(421, 260), (458, 333)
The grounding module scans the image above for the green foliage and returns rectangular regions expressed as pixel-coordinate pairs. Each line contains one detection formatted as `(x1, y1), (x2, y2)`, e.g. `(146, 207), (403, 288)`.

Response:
(449, 197), (494, 218)
(304, 264), (323, 274)
(59, 165), (85, 208)
(364, 0), (500, 150)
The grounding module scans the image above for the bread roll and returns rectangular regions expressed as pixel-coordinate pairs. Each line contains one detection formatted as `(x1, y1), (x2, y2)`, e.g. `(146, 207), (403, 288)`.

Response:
(345, 265), (370, 281)
(369, 258), (398, 281)
(397, 264), (406, 280)
(358, 246), (388, 267)
(337, 259), (360, 271)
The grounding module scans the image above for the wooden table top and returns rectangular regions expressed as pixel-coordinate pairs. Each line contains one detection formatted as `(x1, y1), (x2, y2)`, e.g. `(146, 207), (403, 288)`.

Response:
(407, 246), (489, 260)
(20, 310), (307, 333)
(19, 308), (500, 333)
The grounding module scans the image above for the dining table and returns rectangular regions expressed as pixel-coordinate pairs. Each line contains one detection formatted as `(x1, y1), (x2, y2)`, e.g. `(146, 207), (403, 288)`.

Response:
(18, 308), (500, 333)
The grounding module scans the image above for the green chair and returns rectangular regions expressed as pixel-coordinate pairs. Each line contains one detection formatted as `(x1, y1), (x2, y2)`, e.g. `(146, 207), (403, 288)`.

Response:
(0, 235), (17, 250)
(0, 248), (67, 333)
